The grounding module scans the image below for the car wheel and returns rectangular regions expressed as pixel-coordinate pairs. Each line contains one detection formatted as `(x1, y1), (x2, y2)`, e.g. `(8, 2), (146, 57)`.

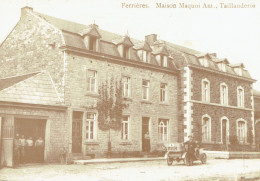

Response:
(200, 153), (207, 164)
(167, 158), (173, 166)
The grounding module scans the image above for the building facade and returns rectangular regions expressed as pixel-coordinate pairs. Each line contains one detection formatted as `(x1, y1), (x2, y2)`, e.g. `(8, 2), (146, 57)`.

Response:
(0, 7), (258, 165)
(254, 90), (260, 151)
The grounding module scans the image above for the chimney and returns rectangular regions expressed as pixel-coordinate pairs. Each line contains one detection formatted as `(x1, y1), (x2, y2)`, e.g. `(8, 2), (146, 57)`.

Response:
(21, 6), (33, 19)
(145, 34), (157, 45)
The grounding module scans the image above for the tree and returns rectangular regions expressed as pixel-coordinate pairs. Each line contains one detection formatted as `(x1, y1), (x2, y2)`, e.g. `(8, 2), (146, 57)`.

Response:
(96, 76), (128, 157)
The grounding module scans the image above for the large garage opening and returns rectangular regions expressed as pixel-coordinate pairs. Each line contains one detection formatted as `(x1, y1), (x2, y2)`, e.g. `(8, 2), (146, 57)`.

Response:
(15, 118), (46, 163)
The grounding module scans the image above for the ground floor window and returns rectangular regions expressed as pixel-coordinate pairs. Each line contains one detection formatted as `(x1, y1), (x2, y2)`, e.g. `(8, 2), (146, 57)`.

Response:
(202, 115), (211, 143)
(121, 116), (129, 140)
(237, 119), (247, 143)
(158, 119), (168, 141)
(86, 112), (96, 140)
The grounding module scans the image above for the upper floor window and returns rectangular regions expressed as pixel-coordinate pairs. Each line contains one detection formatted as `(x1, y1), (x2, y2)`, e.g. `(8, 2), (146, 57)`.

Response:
(220, 83), (228, 105)
(122, 76), (130, 98)
(218, 63), (226, 72)
(89, 36), (97, 51)
(160, 55), (167, 67)
(86, 112), (96, 140)
(142, 80), (150, 100)
(202, 115), (211, 143)
(123, 46), (130, 59)
(237, 86), (244, 107)
(235, 68), (243, 76)
(237, 119), (247, 143)
(199, 58), (209, 67)
(160, 83), (167, 103)
(121, 116), (129, 140)
(87, 70), (97, 93)
(158, 119), (168, 141)
(202, 78), (210, 102)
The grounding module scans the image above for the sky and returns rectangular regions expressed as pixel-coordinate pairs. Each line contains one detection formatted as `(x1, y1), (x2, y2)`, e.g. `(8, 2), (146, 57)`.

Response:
(0, 0), (260, 90)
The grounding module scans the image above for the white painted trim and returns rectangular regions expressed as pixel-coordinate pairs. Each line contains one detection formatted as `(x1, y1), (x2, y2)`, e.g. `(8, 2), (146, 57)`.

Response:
(220, 82), (228, 105)
(236, 118), (248, 144)
(184, 100), (253, 111)
(237, 86), (245, 108)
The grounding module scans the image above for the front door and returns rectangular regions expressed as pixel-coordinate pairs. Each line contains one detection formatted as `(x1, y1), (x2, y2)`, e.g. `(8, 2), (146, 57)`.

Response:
(142, 117), (150, 152)
(72, 112), (83, 153)
(1, 116), (14, 167)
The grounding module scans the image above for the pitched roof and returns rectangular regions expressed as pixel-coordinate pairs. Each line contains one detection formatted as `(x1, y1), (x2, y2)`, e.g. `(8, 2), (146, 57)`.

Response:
(33, 10), (253, 80)
(0, 72), (62, 105)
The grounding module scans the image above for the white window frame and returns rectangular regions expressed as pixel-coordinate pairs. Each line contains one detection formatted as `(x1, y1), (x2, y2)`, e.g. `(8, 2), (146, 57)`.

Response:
(235, 68), (242, 76)
(122, 76), (131, 98)
(199, 58), (209, 67)
(201, 78), (210, 102)
(220, 83), (228, 105)
(237, 86), (244, 107)
(236, 118), (247, 144)
(220, 116), (230, 144)
(218, 63), (226, 72)
(202, 114), (211, 143)
(142, 80), (150, 100)
(160, 83), (167, 103)
(121, 116), (129, 140)
(86, 112), (97, 140)
(158, 119), (169, 141)
(87, 69), (97, 93)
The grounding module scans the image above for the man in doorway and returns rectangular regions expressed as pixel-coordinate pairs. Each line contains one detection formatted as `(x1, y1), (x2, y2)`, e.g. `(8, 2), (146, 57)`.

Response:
(184, 135), (196, 166)
(144, 131), (150, 152)
(35, 137), (44, 162)
(26, 137), (34, 163)
(13, 134), (21, 166)
(19, 135), (26, 163)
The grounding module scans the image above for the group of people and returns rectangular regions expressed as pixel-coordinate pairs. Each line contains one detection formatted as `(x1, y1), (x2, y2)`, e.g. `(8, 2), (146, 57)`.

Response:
(14, 134), (44, 165)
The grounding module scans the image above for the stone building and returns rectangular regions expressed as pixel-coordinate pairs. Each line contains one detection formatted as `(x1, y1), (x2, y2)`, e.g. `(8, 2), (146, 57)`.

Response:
(0, 7), (258, 165)
(254, 90), (260, 151)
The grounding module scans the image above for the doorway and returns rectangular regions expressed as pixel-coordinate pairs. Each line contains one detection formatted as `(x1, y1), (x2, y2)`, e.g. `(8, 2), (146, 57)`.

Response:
(142, 117), (150, 152)
(72, 111), (83, 153)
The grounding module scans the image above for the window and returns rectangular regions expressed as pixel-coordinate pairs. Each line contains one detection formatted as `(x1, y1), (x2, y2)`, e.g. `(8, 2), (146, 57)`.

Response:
(160, 83), (167, 103)
(121, 116), (129, 140)
(202, 79), (210, 102)
(122, 76), (130, 97)
(199, 58), (208, 67)
(235, 68), (242, 76)
(237, 86), (244, 107)
(89, 36), (97, 51)
(220, 83), (228, 105)
(218, 63), (226, 72)
(87, 70), (97, 93)
(202, 115), (211, 143)
(86, 112), (96, 140)
(123, 46), (130, 59)
(237, 119), (247, 143)
(142, 80), (150, 100)
(159, 55), (167, 67)
(158, 119), (168, 141)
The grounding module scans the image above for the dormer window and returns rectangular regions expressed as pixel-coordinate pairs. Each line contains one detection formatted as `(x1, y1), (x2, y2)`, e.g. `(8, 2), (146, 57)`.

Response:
(218, 63), (226, 72)
(199, 58), (209, 67)
(235, 68), (242, 76)
(123, 46), (130, 59)
(89, 36), (97, 51)
(159, 55), (168, 67)
(135, 41), (152, 63)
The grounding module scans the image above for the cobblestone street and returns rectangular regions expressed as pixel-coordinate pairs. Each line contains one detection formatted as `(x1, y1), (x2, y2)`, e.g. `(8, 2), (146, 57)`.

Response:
(0, 159), (260, 181)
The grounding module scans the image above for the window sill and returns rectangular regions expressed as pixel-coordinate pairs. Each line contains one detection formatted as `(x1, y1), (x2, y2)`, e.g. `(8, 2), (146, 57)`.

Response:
(119, 141), (132, 145)
(159, 102), (169, 106)
(141, 100), (152, 104)
(123, 97), (133, 102)
(84, 141), (99, 145)
(201, 141), (212, 144)
(85, 92), (99, 98)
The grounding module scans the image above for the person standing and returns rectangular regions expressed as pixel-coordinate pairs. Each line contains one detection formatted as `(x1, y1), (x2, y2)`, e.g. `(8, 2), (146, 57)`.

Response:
(184, 135), (196, 166)
(144, 131), (150, 152)
(13, 134), (21, 166)
(19, 135), (26, 164)
(35, 137), (44, 162)
(26, 137), (34, 163)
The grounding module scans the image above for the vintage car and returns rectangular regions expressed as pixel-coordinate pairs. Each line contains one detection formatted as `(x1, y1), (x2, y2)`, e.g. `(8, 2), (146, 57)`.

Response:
(164, 142), (207, 166)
